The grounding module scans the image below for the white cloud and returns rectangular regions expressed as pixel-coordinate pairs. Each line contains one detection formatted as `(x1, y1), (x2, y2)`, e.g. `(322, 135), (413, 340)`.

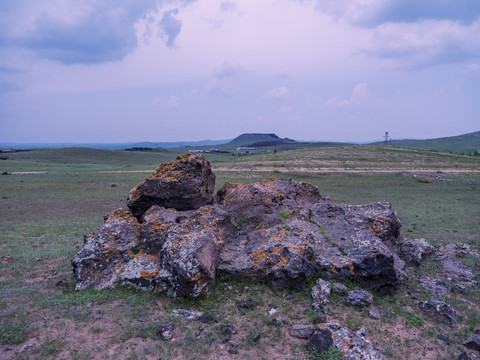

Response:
(213, 60), (250, 78)
(264, 86), (289, 99)
(365, 19), (480, 68)
(324, 83), (372, 107)
(314, 0), (480, 27)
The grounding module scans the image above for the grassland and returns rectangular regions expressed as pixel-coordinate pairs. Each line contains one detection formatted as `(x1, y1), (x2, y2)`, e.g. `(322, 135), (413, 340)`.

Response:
(0, 146), (479, 359)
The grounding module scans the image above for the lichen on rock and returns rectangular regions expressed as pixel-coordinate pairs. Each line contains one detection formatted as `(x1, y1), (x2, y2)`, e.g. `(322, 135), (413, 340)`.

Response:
(72, 154), (426, 298)
(127, 153), (216, 219)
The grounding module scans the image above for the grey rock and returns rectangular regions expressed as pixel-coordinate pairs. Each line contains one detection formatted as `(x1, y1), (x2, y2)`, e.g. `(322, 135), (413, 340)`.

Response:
(237, 300), (256, 309)
(156, 323), (174, 340)
(437, 243), (480, 259)
(127, 153), (216, 219)
(16, 343), (35, 354)
(332, 282), (349, 296)
(217, 182), (407, 294)
(458, 351), (480, 360)
(463, 335), (480, 351)
(311, 278), (331, 306)
(221, 324), (237, 334)
(437, 333), (452, 344)
(72, 209), (144, 290)
(418, 275), (448, 298)
(306, 330), (333, 353)
(216, 179), (321, 291)
(198, 314), (212, 323)
(399, 238), (435, 266)
(310, 200), (407, 294)
(440, 256), (478, 283)
(289, 324), (315, 339)
(74, 165), (414, 300)
(252, 333), (261, 342)
(322, 322), (384, 359)
(419, 298), (457, 328)
(369, 306), (387, 320)
(269, 317), (284, 328)
(451, 284), (468, 294)
(155, 205), (235, 298)
(344, 289), (374, 309)
(172, 309), (204, 320)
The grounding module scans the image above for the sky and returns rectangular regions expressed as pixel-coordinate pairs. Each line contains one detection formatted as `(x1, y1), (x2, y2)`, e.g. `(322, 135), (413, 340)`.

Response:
(1, 0), (479, 144)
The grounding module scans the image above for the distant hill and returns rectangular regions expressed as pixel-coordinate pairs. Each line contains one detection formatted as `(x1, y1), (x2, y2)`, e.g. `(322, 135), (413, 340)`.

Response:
(221, 133), (295, 148)
(384, 131), (480, 154)
(0, 139), (231, 150)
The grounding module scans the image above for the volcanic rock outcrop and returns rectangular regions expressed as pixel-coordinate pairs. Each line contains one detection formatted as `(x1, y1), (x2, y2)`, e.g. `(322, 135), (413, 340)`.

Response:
(73, 153), (419, 298)
(127, 153), (215, 219)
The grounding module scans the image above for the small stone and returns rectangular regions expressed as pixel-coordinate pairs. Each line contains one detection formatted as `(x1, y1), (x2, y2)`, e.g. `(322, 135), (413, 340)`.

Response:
(252, 333), (261, 343)
(222, 336), (231, 343)
(172, 309), (204, 320)
(312, 314), (327, 324)
(419, 298), (457, 328)
(221, 324), (237, 335)
(289, 324), (315, 339)
(237, 300), (256, 309)
(332, 283), (348, 296)
(369, 306), (387, 320)
(306, 330), (333, 353)
(437, 333), (452, 344)
(268, 308), (278, 316)
(311, 278), (331, 306)
(198, 314), (212, 323)
(463, 335), (480, 351)
(418, 275), (448, 298)
(216, 343), (228, 351)
(156, 323), (174, 340)
(451, 284), (468, 294)
(194, 330), (201, 337)
(458, 351), (479, 360)
(136, 316), (147, 322)
(269, 317), (284, 328)
(285, 294), (295, 300)
(344, 289), (373, 309)
(407, 288), (421, 299)
(16, 344), (34, 354)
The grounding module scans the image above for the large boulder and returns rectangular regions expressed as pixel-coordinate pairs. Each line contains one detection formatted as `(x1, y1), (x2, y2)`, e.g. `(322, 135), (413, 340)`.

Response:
(155, 205), (234, 298)
(127, 153), (215, 219)
(72, 209), (143, 290)
(73, 165), (412, 299)
(72, 204), (234, 298)
(216, 179), (322, 290)
(216, 180), (406, 294)
(310, 200), (407, 294)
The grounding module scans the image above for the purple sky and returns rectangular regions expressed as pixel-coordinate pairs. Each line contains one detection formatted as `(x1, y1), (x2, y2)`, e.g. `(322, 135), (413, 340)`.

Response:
(1, 0), (479, 143)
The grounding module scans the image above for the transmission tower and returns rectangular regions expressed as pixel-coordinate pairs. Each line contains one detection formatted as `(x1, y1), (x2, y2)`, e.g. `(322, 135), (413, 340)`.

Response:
(384, 132), (391, 145)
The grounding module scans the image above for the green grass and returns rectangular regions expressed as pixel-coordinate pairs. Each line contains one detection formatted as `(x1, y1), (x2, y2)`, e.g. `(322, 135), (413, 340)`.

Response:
(0, 146), (479, 358)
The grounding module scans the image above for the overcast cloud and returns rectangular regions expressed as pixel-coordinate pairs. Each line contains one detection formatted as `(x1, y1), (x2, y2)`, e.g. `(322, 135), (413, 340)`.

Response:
(0, 0), (479, 143)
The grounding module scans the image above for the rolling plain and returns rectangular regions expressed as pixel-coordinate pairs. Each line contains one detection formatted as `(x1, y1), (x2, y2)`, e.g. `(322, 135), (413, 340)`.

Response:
(1, 145), (479, 359)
